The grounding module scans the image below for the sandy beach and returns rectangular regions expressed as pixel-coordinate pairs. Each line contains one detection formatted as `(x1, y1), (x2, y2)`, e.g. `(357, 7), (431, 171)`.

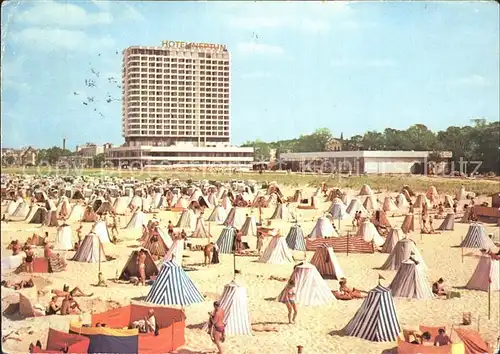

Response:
(2, 185), (499, 354)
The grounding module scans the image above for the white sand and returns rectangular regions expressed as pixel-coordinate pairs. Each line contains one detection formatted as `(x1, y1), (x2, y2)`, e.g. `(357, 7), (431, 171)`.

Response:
(2, 186), (499, 354)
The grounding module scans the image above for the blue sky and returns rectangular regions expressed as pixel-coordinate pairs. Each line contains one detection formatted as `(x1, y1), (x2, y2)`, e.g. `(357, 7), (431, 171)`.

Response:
(1, 1), (498, 149)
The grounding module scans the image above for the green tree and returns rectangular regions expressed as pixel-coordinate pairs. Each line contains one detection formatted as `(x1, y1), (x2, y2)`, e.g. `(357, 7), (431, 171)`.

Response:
(37, 147), (73, 165)
(92, 153), (105, 168)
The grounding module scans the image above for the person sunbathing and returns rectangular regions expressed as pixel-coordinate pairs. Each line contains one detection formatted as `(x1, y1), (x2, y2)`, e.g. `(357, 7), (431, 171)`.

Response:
(434, 328), (452, 346)
(432, 278), (447, 298)
(1, 279), (34, 290)
(411, 331), (433, 346)
(334, 278), (365, 300)
(51, 285), (92, 297)
(60, 294), (81, 315)
(46, 296), (60, 315)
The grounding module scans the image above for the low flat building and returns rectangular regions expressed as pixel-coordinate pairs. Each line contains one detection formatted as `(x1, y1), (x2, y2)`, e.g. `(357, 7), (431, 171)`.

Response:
(278, 150), (452, 174)
(105, 142), (254, 170)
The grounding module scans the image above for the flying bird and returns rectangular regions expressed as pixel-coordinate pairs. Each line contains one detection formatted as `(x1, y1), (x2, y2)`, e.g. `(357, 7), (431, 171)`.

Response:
(91, 68), (100, 77)
(73, 92), (79, 95)
(83, 102), (88, 106)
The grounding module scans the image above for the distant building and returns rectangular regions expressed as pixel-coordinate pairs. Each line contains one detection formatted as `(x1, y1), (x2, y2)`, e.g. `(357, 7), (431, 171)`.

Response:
(1, 146), (38, 166)
(279, 150), (452, 174)
(76, 143), (113, 157)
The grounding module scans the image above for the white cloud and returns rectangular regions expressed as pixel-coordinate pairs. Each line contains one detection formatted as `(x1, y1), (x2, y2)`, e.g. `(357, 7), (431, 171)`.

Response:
(452, 75), (491, 87)
(237, 42), (284, 55)
(11, 28), (115, 52)
(14, 1), (113, 27)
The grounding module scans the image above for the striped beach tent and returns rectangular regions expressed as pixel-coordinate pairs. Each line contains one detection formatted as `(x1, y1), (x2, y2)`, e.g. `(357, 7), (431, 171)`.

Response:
(400, 214), (415, 234)
(208, 205), (227, 224)
(203, 280), (252, 336)
(143, 231), (170, 257)
(124, 210), (145, 230)
(310, 246), (344, 280)
(395, 193), (409, 208)
(414, 194), (431, 209)
(343, 285), (400, 342)
(380, 227), (404, 253)
(223, 207), (246, 230)
(328, 202), (349, 220)
(380, 238), (427, 271)
(11, 201), (29, 218)
(176, 209), (196, 232)
(388, 260), (434, 299)
(216, 226), (237, 254)
(437, 213), (455, 231)
(54, 224), (73, 250)
(119, 249), (159, 281)
(363, 195), (380, 212)
(465, 255), (500, 292)
(358, 184), (373, 196)
(145, 260), (204, 306)
(71, 233), (107, 263)
(285, 224), (306, 251)
(356, 220), (385, 247)
(308, 216), (338, 238)
(113, 196), (130, 215)
(192, 216), (209, 238)
(459, 223), (495, 249)
(91, 220), (112, 244)
(277, 262), (334, 306)
(269, 203), (290, 220)
(67, 204), (84, 222)
(258, 236), (294, 264)
(163, 239), (184, 266)
(240, 215), (258, 237)
(382, 196), (399, 213)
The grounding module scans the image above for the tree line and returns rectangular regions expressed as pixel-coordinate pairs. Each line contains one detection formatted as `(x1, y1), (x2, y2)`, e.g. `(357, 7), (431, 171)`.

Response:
(242, 119), (499, 174)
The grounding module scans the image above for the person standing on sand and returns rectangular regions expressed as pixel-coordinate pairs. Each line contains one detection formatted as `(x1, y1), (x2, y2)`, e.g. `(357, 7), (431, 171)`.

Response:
(282, 279), (298, 324)
(256, 233), (264, 253)
(137, 249), (147, 286)
(208, 301), (225, 354)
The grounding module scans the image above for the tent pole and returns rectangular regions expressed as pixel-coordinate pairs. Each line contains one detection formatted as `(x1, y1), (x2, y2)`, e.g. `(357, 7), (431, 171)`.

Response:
(98, 239), (102, 273)
(488, 283), (491, 320)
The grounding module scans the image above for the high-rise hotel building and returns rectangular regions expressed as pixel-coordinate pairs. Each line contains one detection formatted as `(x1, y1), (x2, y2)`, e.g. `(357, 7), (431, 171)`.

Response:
(105, 40), (254, 169)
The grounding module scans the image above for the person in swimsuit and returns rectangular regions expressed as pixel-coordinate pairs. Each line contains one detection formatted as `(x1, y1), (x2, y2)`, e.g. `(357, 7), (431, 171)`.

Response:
(1, 279), (34, 290)
(432, 278), (447, 298)
(167, 221), (174, 236)
(208, 301), (225, 354)
(137, 249), (147, 286)
(256, 233), (264, 253)
(283, 279), (298, 324)
(434, 328), (452, 346)
(46, 296), (60, 315)
(24, 245), (35, 273)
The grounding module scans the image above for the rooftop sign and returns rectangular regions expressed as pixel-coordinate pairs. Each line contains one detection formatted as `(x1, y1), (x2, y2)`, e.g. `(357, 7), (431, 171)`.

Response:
(162, 40), (227, 51)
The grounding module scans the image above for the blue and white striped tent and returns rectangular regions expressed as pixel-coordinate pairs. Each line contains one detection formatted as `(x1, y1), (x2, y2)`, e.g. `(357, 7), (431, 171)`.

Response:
(286, 224), (306, 251)
(216, 226), (237, 254)
(459, 223), (495, 249)
(343, 285), (400, 342)
(145, 260), (204, 306)
(328, 202), (349, 220)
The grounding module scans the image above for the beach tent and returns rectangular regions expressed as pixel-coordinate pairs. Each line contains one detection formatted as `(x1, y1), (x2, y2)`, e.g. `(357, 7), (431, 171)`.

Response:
(308, 216), (338, 238)
(221, 196), (232, 211)
(395, 193), (409, 208)
(45, 210), (59, 227)
(465, 255), (500, 292)
(443, 195), (454, 208)
(459, 223), (495, 250)
(91, 220), (112, 244)
(145, 260), (204, 306)
(380, 238), (427, 271)
(456, 186), (467, 201)
(346, 198), (368, 216)
(26, 206), (48, 224)
(129, 195), (143, 210)
(125, 210), (146, 230)
(358, 184), (373, 196)
(119, 249), (159, 281)
(31, 328), (90, 354)
(192, 216), (209, 238)
(11, 201), (30, 218)
(437, 213), (455, 231)
(401, 185), (415, 198)
(207, 193), (218, 207)
(67, 204), (84, 222)
(223, 207), (246, 230)
(343, 285), (400, 342)
(96, 200), (115, 215)
(203, 280), (252, 336)
(285, 224), (306, 251)
(277, 262), (334, 306)
(77, 303), (186, 353)
(269, 203), (290, 220)
(198, 195), (211, 209)
(142, 196), (153, 212)
(363, 195), (380, 211)
(71, 233), (107, 263)
(328, 202), (349, 220)
(380, 227), (404, 253)
(356, 220), (385, 247)
(310, 246), (344, 280)
(382, 197), (399, 213)
(372, 210), (392, 228)
(326, 188), (343, 202)
(240, 215), (258, 237)
(54, 225), (73, 250)
(414, 194), (431, 209)
(113, 196), (130, 215)
(291, 189), (303, 203)
(216, 226), (237, 254)
(176, 208), (196, 231)
(208, 205), (227, 224)
(6, 199), (20, 215)
(157, 227), (174, 249)
(388, 260), (434, 299)
(258, 236), (294, 264)
(401, 214), (415, 234)
(426, 185), (439, 203)
(143, 232), (170, 258)
(163, 239), (184, 266)
(82, 206), (98, 222)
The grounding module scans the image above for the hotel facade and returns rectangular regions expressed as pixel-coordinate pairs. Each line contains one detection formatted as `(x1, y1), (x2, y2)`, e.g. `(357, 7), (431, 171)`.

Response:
(105, 40), (253, 169)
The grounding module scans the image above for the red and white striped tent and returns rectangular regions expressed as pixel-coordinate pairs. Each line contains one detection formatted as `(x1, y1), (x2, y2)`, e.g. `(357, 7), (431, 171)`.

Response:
(465, 254), (499, 292)
(380, 227), (404, 253)
(258, 236), (293, 264)
(277, 262), (335, 306)
(310, 246), (345, 280)
(71, 233), (107, 263)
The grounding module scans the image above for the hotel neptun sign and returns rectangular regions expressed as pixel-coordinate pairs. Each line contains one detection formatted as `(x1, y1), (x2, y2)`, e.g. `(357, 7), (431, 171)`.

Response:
(161, 40), (227, 51)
